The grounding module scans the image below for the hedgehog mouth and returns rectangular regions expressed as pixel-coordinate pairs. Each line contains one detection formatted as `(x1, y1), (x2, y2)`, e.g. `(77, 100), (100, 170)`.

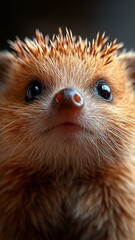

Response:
(46, 121), (88, 134)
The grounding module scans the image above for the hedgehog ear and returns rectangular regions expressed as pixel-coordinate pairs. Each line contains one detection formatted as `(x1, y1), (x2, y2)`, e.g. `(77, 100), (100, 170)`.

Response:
(0, 52), (14, 86)
(119, 52), (135, 88)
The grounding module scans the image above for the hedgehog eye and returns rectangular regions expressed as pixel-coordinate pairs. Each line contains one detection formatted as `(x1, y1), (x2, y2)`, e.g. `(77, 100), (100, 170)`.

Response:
(25, 80), (43, 103)
(95, 80), (112, 102)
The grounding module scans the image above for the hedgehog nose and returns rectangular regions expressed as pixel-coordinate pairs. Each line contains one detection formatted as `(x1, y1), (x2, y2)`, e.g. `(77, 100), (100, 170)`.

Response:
(52, 88), (84, 110)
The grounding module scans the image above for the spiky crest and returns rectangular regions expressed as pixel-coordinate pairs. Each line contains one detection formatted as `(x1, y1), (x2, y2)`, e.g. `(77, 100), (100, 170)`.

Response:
(9, 28), (123, 65)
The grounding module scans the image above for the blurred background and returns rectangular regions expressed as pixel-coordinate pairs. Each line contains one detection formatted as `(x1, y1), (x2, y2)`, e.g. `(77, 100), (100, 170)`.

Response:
(0, 0), (135, 51)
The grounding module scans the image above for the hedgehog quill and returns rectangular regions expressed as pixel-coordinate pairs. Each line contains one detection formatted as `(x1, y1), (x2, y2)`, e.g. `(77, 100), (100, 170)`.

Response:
(0, 29), (135, 240)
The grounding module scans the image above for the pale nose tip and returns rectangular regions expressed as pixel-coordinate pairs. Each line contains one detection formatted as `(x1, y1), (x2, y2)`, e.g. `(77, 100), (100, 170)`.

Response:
(52, 88), (84, 110)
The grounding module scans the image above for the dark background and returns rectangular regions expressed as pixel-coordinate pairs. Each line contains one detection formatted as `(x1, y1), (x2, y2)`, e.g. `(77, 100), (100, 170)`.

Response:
(1, 0), (135, 51)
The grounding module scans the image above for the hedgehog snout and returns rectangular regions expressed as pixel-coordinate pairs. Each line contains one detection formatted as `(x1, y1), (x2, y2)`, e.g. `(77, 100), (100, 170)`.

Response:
(51, 88), (84, 111)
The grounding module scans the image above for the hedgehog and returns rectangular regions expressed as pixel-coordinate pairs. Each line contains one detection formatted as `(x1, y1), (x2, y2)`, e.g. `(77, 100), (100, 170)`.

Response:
(0, 28), (135, 240)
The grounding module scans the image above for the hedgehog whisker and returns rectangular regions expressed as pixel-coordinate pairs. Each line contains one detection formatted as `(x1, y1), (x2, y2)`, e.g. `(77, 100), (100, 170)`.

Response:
(0, 121), (16, 133)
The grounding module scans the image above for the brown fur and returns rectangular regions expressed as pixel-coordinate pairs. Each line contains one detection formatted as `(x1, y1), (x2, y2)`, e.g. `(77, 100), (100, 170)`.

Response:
(0, 29), (135, 239)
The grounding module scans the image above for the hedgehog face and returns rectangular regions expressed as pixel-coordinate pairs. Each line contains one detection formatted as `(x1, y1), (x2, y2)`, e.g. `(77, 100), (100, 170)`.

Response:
(0, 30), (135, 173)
